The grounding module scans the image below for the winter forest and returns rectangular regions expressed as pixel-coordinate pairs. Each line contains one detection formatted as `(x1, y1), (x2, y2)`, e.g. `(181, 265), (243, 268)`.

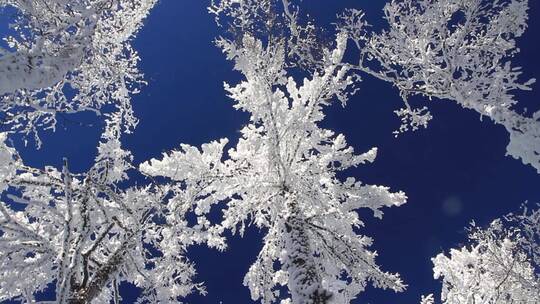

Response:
(0, 0), (539, 303)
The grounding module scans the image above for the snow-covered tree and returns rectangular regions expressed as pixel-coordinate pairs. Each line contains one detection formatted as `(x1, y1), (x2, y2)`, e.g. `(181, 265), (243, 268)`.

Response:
(339, 0), (539, 173)
(425, 207), (540, 304)
(221, 33), (408, 304)
(0, 125), (226, 303)
(0, 0), (156, 144)
(142, 28), (406, 304)
(0, 1), (228, 302)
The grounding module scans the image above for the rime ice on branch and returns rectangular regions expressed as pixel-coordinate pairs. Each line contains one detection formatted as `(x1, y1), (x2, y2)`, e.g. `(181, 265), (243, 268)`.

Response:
(0, 0), (157, 144)
(339, 0), (540, 173)
(0, 130), (225, 303)
(425, 206), (540, 304)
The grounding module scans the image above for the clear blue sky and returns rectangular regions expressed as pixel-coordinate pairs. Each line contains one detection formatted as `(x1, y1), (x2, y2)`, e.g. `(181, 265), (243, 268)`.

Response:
(4, 1), (540, 303)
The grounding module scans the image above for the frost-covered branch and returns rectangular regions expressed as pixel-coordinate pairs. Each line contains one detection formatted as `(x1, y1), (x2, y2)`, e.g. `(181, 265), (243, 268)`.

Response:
(0, 0), (157, 145)
(210, 0), (332, 72)
(339, 0), (539, 172)
(0, 132), (222, 303)
(425, 206), (540, 304)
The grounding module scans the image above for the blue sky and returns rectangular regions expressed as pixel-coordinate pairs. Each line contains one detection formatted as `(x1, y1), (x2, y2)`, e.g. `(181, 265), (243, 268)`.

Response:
(4, 0), (540, 303)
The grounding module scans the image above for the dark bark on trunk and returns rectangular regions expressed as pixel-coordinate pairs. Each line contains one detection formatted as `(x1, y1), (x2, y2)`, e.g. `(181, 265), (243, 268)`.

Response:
(68, 237), (131, 304)
(285, 201), (332, 304)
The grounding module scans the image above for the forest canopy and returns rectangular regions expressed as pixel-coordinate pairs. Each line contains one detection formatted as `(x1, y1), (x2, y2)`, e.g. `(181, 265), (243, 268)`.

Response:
(0, 0), (539, 303)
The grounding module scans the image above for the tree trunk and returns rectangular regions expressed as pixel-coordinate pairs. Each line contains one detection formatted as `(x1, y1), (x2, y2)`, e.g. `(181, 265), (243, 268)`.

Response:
(68, 238), (131, 304)
(285, 201), (332, 304)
